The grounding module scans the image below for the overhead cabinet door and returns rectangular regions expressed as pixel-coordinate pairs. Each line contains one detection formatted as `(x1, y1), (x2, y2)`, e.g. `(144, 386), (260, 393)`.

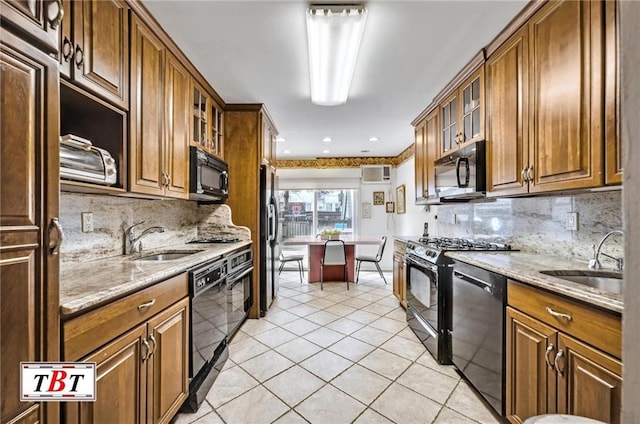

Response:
(528, 0), (604, 192)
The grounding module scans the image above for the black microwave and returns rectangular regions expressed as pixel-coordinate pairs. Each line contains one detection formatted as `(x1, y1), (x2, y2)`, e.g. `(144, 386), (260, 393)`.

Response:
(189, 147), (229, 202)
(429, 140), (486, 203)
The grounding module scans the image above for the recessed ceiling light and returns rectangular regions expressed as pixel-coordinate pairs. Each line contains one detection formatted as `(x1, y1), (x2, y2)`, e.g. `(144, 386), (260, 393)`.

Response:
(322, 137), (332, 143)
(322, 149), (330, 154)
(369, 137), (379, 142)
(283, 149), (291, 154)
(276, 137), (286, 143)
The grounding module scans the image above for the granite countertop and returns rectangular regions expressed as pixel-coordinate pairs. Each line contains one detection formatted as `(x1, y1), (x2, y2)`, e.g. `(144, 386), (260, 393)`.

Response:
(445, 251), (623, 314)
(59, 241), (252, 317)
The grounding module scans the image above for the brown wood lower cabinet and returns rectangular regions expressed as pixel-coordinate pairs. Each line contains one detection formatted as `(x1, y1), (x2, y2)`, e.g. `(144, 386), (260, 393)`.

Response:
(506, 281), (622, 424)
(392, 240), (407, 307)
(63, 285), (189, 424)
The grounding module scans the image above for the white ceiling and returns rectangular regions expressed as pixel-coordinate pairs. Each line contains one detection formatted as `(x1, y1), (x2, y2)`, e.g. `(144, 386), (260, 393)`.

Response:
(142, 0), (527, 160)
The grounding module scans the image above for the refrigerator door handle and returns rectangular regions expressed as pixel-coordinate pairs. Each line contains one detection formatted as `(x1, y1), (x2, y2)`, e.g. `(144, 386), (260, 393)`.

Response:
(267, 203), (276, 242)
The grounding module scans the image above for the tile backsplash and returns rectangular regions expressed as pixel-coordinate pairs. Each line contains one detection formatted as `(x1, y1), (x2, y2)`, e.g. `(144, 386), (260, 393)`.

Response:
(59, 193), (199, 263)
(435, 190), (623, 264)
(59, 193), (252, 265)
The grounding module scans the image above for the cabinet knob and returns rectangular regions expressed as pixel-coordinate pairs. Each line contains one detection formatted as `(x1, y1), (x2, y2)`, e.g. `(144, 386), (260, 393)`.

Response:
(74, 45), (84, 69)
(142, 338), (151, 362)
(527, 166), (534, 182)
(48, 0), (64, 29)
(545, 344), (555, 369)
(62, 37), (73, 62)
(49, 217), (64, 255)
(521, 168), (528, 182)
(554, 349), (566, 375)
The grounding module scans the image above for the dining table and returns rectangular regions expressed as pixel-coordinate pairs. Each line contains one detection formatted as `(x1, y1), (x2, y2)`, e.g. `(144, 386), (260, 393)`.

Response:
(282, 236), (381, 283)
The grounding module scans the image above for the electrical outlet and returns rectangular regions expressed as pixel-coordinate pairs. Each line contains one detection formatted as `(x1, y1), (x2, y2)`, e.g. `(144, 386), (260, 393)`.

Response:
(565, 212), (578, 231)
(81, 212), (94, 233)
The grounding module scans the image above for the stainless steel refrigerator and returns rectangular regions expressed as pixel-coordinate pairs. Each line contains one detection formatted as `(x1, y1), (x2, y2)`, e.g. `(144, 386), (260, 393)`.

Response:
(260, 165), (279, 315)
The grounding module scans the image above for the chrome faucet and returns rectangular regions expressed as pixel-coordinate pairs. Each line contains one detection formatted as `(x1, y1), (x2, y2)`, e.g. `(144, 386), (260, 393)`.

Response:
(125, 221), (166, 255)
(588, 230), (624, 271)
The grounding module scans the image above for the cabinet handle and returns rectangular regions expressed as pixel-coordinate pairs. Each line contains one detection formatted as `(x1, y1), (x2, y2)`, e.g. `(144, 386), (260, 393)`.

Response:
(138, 299), (156, 311)
(62, 37), (73, 62)
(554, 349), (565, 376)
(48, 0), (64, 29)
(521, 168), (528, 182)
(49, 217), (64, 255)
(142, 338), (151, 362)
(74, 45), (84, 69)
(166, 173), (171, 186)
(546, 306), (572, 322)
(148, 333), (157, 357)
(545, 344), (555, 369)
(527, 166), (534, 182)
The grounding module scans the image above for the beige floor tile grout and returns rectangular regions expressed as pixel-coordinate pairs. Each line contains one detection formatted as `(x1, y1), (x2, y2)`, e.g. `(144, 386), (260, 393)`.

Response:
(175, 271), (497, 424)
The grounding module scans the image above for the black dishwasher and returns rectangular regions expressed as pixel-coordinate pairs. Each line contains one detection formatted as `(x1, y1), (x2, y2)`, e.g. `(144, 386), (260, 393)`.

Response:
(451, 259), (506, 416)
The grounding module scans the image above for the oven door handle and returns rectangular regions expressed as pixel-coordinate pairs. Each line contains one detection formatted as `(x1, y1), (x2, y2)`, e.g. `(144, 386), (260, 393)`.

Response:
(228, 266), (254, 286)
(408, 306), (438, 338)
(405, 256), (438, 274)
(453, 270), (493, 293)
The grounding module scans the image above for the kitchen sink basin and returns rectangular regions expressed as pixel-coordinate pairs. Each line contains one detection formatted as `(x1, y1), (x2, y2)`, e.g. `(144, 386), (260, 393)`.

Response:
(539, 270), (623, 294)
(133, 250), (202, 261)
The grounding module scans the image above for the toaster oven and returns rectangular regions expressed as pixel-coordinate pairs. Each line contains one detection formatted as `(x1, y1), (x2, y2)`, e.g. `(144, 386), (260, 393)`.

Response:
(60, 135), (117, 186)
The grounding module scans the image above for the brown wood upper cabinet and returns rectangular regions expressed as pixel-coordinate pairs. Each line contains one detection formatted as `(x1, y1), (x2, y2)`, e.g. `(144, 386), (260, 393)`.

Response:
(486, 26), (529, 196)
(60, 0), (129, 110)
(488, 0), (607, 196)
(438, 66), (484, 158)
(0, 27), (60, 424)
(130, 13), (189, 199)
(192, 83), (225, 159)
(0, 0), (62, 53)
(413, 107), (438, 204)
(604, 0), (621, 185)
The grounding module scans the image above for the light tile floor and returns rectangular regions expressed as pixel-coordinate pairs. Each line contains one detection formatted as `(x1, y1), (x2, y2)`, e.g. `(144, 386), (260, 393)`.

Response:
(174, 271), (501, 424)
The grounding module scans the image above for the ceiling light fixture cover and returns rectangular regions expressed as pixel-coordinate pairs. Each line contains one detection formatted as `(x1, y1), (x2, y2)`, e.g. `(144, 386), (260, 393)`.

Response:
(306, 4), (368, 106)
(322, 136), (332, 142)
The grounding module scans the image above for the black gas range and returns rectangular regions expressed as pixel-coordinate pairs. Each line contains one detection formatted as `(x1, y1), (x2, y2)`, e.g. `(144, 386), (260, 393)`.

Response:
(405, 237), (513, 365)
(407, 237), (512, 264)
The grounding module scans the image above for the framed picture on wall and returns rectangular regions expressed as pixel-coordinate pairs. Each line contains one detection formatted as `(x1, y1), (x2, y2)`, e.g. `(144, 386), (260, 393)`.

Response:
(396, 184), (406, 214)
(373, 191), (384, 205)
(362, 202), (372, 218)
(386, 202), (395, 213)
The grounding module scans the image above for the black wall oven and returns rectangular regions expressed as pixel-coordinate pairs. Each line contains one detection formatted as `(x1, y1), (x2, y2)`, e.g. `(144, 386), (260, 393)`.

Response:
(405, 246), (452, 365)
(183, 258), (228, 412)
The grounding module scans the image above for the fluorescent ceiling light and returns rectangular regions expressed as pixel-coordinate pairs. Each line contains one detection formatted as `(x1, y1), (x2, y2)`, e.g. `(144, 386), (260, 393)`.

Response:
(322, 149), (330, 154)
(276, 137), (286, 142)
(306, 4), (368, 106)
(322, 136), (332, 143)
(369, 137), (379, 142)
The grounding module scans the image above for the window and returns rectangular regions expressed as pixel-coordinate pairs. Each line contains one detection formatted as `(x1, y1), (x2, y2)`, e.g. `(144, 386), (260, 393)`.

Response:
(279, 189), (356, 240)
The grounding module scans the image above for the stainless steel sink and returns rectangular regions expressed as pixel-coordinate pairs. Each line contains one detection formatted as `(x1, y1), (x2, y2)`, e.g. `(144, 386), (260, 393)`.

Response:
(133, 251), (202, 261)
(539, 270), (623, 294)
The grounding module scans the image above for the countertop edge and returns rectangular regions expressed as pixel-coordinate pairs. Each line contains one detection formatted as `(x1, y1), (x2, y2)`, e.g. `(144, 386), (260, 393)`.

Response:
(445, 251), (623, 314)
(60, 241), (252, 317)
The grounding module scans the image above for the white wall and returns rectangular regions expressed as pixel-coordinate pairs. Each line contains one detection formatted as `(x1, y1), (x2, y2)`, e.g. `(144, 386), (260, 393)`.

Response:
(621, 2), (639, 422)
(394, 157), (438, 238)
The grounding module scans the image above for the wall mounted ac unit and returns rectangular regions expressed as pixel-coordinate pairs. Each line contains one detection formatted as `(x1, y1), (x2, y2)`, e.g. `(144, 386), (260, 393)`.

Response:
(361, 165), (391, 184)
